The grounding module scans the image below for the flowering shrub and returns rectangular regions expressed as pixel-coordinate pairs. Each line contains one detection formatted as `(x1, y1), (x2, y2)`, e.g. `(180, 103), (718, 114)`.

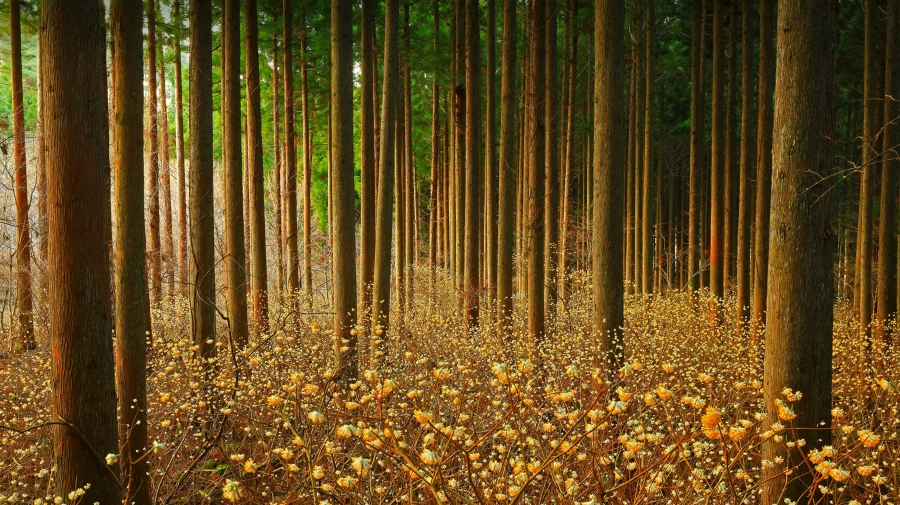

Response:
(0, 269), (897, 503)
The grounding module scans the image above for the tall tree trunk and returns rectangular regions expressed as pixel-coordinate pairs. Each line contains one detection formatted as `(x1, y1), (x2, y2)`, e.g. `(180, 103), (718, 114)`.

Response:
(762, 0), (836, 500)
(332, 0), (358, 381)
(486, 0), (498, 309)
(359, 0), (376, 337)
(497, 0), (517, 329)
(736, 0), (755, 326)
(559, 1), (577, 302)
(301, 15), (313, 308)
(752, 0), (775, 325)
(641, 0), (654, 297)
(594, 0), (626, 376)
(372, 0), (400, 359)
(625, 50), (636, 294)
(272, 31), (284, 292)
(110, 0), (150, 500)
(464, 0), (482, 327)
(284, 0), (300, 303)
(633, 6), (645, 293)
(688, 0), (705, 292)
(528, 0), (547, 359)
(146, 0), (162, 304)
(173, 0), (188, 297)
(709, 0), (725, 299)
(858, 0), (877, 342)
(878, 0), (899, 343)
(158, 44), (174, 296)
(245, 0), (269, 334)
(10, 0), (34, 350)
(190, 0), (216, 369)
(222, 0), (249, 350)
(455, 0), (466, 291)
(544, 0), (560, 314)
(429, 0), (440, 304)
(404, 4), (416, 309)
(43, 0), (120, 500)
(723, 3), (738, 293)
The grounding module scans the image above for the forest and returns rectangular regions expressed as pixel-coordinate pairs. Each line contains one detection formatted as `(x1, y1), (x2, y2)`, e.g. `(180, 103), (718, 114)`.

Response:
(0, 0), (896, 503)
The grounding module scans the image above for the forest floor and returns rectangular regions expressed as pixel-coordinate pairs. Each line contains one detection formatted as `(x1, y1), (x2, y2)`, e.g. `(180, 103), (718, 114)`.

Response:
(0, 268), (898, 504)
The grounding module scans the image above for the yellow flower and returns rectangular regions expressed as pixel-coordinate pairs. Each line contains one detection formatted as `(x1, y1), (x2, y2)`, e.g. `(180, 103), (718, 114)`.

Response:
(222, 479), (242, 502)
(857, 465), (875, 476)
(266, 395), (283, 407)
(414, 410), (434, 424)
(776, 400), (797, 421)
(616, 387), (632, 402)
(829, 468), (849, 482)
(312, 465), (325, 479)
(701, 407), (722, 429)
(243, 459), (258, 473)
(433, 367), (451, 380)
(307, 411), (325, 424)
(857, 429), (881, 448)
(420, 449), (439, 465)
(728, 425), (747, 442)
(351, 457), (371, 477)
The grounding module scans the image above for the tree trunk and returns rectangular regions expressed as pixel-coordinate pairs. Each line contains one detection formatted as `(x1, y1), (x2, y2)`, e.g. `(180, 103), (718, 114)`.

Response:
(301, 15), (313, 308)
(559, 1), (577, 302)
(858, 0), (876, 342)
(709, 0), (725, 299)
(464, 0), (482, 327)
(485, 0), (498, 309)
(146, 0), (162, 304)
(371, 0), (400, 359)
(752, 0), (775, 326)
(10, 0), (34, 350)
(544, 0), (560, 314)
(877, 0), (899, 343)
(633, 6), (645, 293)
(641, 0), (654, 297)
(110, 0), (150, 500)
(528, 0), (547, 358)
(593, 0), (626, 376)
(331, 0), (358, 382)
(497, 0), (517, 329)
(190, 0), (216, 368)
(688, 0), (705, 292)
(762, 0), (836, 500)
(284, 0), (300, 303)
(173, 0), (188, 297)
(359, 0), (376, 338)
(272, 31), (284, 292)
(736, 0), (755, 327)
(723, 3), (738, 293)
(455, 0), (466, 291)
(245, 0), (269, 334)
(626, 51), (636, 294)
(43, 0), (120, 499)
(404, 4), (416, 309)
(158, 43), (174, 296)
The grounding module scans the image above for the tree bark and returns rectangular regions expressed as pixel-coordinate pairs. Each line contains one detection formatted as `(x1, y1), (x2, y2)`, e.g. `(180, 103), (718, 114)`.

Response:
(284, 0), (300, 303)
(272, 31), (284, 292)
(190, 0), (216, 368)
(301, 14), (313, 308)
(723, 3), (739, 293)
(528, 0), (547, 358)
(877, 0), (899, 343)
(359, 0), (376, 338)
(43, 0), (121, 499)
(245, 0), (269, 334)
(641, 0), (654, 297)
(10, 0), (34, 350)
(464, 0), (482, 327)
(372, 0), (400, 359)
(688, 0), (705, 292)
(752, 0), (775, 325)
(762, 0), (836, 500)
(158, 42), (174, 296)
(858, 0), (876, 342)
(497, 0), (517, 329)
(146, 0), (162, 304)
(485, 0), (498, 308)
(593, 0), (626, 376)
(709, 0), (725, 299)
(736, 0), (755, 326)
(544, 0), (560, 313)
(173, 0), (188, 297)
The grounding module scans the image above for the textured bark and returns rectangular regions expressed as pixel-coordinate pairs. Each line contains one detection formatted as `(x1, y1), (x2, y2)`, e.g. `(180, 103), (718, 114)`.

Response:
(497, 0), (517, 327)
(593, 0), (626, 375)
(761, 0), (836, 500)
(301, 16), (313, 308)
(455, 0), (466, 290)
(688, 0), (705, 292)
(110, 0), (150, 500)
(641, 0), (654, 296)
(332, 0), (358, 381)
(10, 0), (34, 350)
(709, 0), (725, 299)
(559, 1), (577, 301)
(858, 0), (876, 341)
(245, 0), (268, 334)
(284, 0), (300, 302)
(544, 0), (560, 312)
(146, 0), (162, 303)
(173, 0), (188, 296)
(752, 0), (775, 325)
(736, 0), (755, 326)
(222, 0), (249, 350)
(528, 0), (547, 355)
(633, 7), (645, 292)
(372, 0), (400, 358)
(877, 0), (899, 343)
(404, 4), (416, 308)
(464, 0), (482, 327)
(723, 3), (738, 292)
(158, 43), (174, 296)
(486, 0), (498, 307)
(396, 75), (408, 324)
(272, 31), (284, 292)
(359, 0), (376, 336)
(43, 0), (121, 499)
(625, 53), (636, 293)
(190, 0), (216, 366)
